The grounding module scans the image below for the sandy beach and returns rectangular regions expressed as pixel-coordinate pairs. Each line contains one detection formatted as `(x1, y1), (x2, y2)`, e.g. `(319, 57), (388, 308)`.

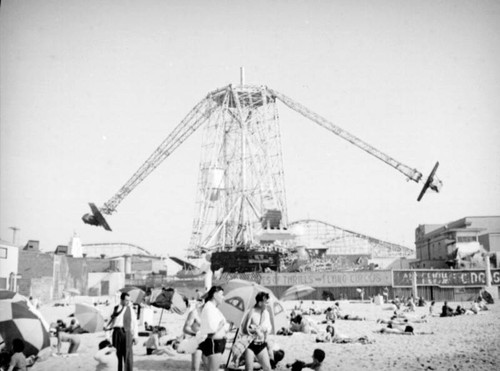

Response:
(25, 296), (499, 371)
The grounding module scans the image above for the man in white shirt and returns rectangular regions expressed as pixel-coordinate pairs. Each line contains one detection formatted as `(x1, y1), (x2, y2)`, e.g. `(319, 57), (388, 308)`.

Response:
(110, 292), (138, 371)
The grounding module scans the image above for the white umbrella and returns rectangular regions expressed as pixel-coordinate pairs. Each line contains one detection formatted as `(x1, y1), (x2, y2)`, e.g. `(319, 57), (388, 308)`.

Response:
(74, 303), (104, 333)
(280, 284), (315, 301)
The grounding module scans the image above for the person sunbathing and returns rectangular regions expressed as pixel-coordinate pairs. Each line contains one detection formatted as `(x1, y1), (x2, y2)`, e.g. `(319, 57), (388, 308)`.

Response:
(440, 301), (454, 317)
(332, 302), (364, 321)
(290, 315), (319, 334)
(143, 327), (177, 356)
(404, 299), (416, 312)
(376, 324), (433, 335)
(376, 325), (414, 335)
(316, 325), (372, 344)
(469, 301), (481, 314)
(68, 319), (87, 334)
(319, 307), (336, 324)
(454, 305), (466, 316)
(377, 315), (426, 325)
(337, 314), (365, 321)
(315, 325), (336, 342)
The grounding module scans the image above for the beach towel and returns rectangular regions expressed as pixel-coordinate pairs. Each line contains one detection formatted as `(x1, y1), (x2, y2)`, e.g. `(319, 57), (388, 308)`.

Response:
(230, 334), (254, 364)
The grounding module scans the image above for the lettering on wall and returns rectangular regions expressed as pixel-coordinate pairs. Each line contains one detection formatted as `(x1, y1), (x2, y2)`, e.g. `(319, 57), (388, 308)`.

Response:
(260, 271), (392, 287)
(393, 269), (500, 287)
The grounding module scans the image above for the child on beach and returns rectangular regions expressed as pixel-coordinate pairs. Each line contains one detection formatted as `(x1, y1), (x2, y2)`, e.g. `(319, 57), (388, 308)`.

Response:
(93, 340), (117, 371)
(7, 339), (29, 371)
(286, 348), (325, 371)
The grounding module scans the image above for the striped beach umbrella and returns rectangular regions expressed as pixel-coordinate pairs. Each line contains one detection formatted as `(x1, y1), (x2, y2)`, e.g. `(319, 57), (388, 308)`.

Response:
(0, 300), (50, 357)
(0, 290), (29, 303)
(0, 290), (49, 332)
(151, 289), (188, 314)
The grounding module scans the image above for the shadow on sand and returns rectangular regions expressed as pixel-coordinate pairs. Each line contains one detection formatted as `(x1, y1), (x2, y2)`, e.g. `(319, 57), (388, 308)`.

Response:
(135, 358), (192, 370)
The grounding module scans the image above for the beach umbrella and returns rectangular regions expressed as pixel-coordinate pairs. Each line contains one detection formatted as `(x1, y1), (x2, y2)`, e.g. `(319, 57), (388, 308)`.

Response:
(74, 303), (104, 333)
(0, 290), (29, 302)
(219, 280), (285, 330)
(280, 284), (316, 301)
(219, 280), (287, 369)
(0, 290), (49, 332)
(0, 300), (50, 357)
(151, 289), (188, 314)
(119, 287), (145, 304)
(222, 278), (255, 292)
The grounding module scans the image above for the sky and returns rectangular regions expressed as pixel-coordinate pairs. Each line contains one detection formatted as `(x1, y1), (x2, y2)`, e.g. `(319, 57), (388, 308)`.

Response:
(1, 0), (500, 266)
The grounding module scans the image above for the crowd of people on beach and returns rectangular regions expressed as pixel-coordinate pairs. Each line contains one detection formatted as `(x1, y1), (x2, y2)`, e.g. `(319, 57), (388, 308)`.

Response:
(0, 287), (494, 371)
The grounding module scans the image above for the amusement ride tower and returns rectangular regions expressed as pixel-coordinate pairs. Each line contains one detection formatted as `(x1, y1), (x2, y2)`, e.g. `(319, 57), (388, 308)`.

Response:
(83, 71), (442, 257)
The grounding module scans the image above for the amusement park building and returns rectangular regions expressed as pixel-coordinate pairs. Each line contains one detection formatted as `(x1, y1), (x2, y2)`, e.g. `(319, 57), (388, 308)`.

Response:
(413, 216), (500, 269)
(13, 237), (169, 303)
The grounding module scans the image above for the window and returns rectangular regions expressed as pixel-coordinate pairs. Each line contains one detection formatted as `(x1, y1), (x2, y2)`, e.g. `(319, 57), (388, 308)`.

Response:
(457, 236), (477, 243)
(0, 247), (7, 259)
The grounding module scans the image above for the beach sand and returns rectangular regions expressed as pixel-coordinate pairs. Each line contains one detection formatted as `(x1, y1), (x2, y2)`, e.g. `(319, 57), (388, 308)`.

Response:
(31, 297), (499, 371)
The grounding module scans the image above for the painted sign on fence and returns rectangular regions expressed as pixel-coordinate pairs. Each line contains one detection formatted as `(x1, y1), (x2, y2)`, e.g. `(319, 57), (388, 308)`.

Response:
(260, 270), (392, 287)
(393, 269), (500, 287)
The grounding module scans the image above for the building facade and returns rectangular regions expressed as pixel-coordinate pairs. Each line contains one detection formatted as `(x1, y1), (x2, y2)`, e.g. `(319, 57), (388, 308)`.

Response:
(413, 216), (500, 269)
(0, 239), (19, 290)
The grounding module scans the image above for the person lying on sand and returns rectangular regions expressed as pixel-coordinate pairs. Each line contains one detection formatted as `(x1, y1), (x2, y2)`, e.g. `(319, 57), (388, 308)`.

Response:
(290, 315), (319, 334)
(315, 325), (373, 344)
(337, 314), (365, 321)
(375, 324), (434, 335)
(331, 302), (365, 321)
(307, 302), (321, 315)
(377, 316), (427, 325)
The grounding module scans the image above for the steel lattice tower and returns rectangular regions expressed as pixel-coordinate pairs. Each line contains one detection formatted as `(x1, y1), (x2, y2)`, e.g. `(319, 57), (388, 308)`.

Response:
(189, 85), (288, 253)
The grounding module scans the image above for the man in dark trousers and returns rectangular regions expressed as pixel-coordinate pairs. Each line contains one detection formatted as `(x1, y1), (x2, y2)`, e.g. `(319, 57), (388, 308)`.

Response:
(110, 292), (138, 371)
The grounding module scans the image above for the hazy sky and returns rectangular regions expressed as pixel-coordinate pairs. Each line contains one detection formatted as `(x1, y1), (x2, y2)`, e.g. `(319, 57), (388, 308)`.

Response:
(1, 0), (499, 263)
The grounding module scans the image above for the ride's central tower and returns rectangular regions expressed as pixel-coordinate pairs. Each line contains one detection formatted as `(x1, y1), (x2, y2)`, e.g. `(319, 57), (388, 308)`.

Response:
(189, 85), (288, 253)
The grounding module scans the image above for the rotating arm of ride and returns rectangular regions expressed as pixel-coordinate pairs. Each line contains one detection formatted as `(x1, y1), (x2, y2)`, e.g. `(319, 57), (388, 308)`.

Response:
(82, 88), (223, 231)
(267, 88), (442, 202)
